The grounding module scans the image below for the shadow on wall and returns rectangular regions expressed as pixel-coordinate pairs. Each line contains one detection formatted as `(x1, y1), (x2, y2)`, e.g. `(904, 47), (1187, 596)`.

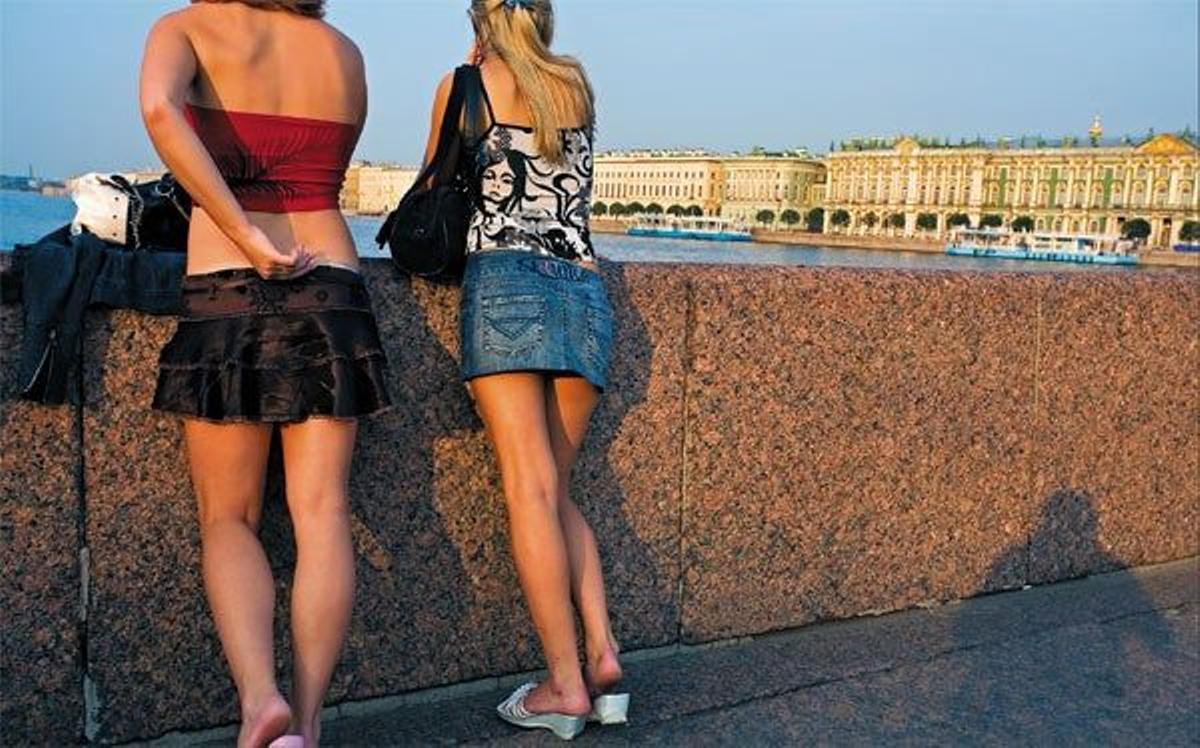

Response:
(937, 490), (1184, 741)
(251, 261), (663, 700)
(71, 260), (667, 732)
(570, 263), (667, 651)
(319, 269), (480, 699)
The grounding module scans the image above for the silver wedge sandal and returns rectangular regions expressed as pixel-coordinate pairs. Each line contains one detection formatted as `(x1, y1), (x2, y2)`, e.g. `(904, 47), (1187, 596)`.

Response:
(588, 692), (630, 724)
(496, 682), (587, 740)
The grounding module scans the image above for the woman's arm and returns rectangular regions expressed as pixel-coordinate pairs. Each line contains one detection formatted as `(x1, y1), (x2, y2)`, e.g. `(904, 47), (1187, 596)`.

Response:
(419, 72), (455, 170)
(139, 13), (310, 278)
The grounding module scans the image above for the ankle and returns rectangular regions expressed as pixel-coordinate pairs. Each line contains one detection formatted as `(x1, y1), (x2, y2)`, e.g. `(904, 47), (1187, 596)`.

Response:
(241, 687), (284, 717)
(545, 668), (587, 694)
(292, 712), (321, 739)
(532, 676), (592, 715)
(586, 638), (615, 661)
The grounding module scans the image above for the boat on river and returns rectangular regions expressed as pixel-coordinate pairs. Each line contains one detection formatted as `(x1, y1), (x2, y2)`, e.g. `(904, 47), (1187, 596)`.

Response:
(628, 214), (752, 242)
(946, 228), (1139, 266)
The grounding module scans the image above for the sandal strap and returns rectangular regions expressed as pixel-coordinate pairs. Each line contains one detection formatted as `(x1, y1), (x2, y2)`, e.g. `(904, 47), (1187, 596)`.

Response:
(498, 682), (538, 720)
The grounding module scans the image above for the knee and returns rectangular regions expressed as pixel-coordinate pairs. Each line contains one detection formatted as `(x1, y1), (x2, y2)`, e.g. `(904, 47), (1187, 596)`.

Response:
(286, 484), (351, 530)
(503, 469), (561, 514)
(194, 486), (263, 535)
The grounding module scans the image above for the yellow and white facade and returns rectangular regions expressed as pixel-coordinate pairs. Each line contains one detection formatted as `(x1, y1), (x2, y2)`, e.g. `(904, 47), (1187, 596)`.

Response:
(340, 162), (419, 216)
(593, 151), (725, 216)
(719, 155), (824, 225)
(822, 134), (1199, 247)
(593, 150), (822, 223)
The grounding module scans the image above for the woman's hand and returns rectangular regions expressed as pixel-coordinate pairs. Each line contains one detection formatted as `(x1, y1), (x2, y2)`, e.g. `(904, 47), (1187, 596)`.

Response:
(236, 225), (316, 280)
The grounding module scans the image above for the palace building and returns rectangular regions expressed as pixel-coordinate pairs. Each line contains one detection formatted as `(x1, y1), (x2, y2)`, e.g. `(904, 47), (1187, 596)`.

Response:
(821, 130), (1199, 248)
(593, 150), (822, 223)
(719, 153), (825, 226)
(593, 151), (726, 216)
(340, 162), (419, 216)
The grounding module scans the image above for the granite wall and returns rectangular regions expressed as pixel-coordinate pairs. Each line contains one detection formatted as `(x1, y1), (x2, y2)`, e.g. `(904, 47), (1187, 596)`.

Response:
(2, 257), (1196, 744)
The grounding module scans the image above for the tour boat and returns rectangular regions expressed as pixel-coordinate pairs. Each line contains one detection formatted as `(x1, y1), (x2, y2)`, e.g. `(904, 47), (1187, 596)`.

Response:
(946, 228), (1139, 266)
(627, 214), (753, 242)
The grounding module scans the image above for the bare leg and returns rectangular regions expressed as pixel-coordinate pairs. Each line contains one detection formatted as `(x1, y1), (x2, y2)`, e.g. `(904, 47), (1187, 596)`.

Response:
(185, 420), (290, 748)
(279, 418), (358, 747)
(470, 373), (591, 716)
(544, 376), (623, 693)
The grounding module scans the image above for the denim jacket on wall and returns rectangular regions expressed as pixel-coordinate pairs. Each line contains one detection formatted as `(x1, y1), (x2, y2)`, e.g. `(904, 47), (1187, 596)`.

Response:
(1, 226), (185, 405)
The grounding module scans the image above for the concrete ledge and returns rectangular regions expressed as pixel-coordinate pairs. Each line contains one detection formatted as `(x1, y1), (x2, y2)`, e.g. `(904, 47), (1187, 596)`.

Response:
(2, 256), (1196, 743)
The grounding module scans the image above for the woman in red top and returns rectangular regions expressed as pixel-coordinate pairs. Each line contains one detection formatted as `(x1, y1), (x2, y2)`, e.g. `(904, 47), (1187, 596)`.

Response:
(140, 2), (389, 745)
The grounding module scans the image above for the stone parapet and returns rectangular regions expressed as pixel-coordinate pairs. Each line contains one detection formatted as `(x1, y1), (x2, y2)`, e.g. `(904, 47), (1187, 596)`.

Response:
(2, 256), (1196, 743)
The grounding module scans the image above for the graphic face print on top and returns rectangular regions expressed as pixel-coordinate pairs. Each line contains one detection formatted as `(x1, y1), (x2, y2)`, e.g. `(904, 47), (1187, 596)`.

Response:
(467, 124), (596, 264)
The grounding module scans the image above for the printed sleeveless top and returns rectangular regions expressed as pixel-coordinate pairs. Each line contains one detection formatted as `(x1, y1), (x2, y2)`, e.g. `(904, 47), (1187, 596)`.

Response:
(465, 83), (596, 265)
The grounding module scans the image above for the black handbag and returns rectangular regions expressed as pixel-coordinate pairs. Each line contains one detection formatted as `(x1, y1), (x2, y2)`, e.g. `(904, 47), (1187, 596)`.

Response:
(376, 65), (485, 282)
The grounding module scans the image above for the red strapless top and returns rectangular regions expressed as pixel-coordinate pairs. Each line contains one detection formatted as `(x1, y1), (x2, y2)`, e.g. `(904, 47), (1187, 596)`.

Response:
(185, 103), (358, 213)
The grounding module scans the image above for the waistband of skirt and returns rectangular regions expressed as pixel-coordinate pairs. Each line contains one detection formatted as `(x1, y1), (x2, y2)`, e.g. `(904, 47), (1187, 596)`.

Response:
(180, 265), (371, 319)
(467, 250), (601, 284)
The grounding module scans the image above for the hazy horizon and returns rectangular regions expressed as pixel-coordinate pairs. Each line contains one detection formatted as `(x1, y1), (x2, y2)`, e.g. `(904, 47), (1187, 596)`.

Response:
(2, 0), (1197, 180)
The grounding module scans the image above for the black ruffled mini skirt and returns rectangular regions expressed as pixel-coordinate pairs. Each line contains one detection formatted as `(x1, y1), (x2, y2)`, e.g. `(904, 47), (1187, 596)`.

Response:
(152, 266), (392, 423)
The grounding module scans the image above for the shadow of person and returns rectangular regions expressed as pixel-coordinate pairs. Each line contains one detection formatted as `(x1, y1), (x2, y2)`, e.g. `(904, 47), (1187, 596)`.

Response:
(263, 258), (672, 711)
(570, 261), (671, 651)
(257, 264), (478, 702)
(409, 258), (670, 680)
(926, 489), (1189, 743)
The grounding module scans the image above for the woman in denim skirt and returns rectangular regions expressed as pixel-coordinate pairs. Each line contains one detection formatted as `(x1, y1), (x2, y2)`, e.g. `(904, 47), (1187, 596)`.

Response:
(419, 0), (625, 739)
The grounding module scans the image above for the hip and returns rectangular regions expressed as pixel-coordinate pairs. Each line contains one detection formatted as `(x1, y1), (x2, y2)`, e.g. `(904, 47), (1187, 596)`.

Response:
(461, 250), (608, 304)
(186, 208), (359, 275)
(458, 251), (614, 389)
(178, 264), (372, 320)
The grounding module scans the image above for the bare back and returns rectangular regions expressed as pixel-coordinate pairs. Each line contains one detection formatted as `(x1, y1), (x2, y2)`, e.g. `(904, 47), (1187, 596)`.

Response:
(184, 4), (364, 123)
(150, 4), (365, 274)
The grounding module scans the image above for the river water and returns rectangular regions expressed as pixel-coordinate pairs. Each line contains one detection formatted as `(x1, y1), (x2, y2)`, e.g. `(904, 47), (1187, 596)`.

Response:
(0, 190), (1157, 274)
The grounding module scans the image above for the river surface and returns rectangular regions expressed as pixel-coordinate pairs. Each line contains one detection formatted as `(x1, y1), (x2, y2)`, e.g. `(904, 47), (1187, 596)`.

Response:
(0, 190), (1160, 274)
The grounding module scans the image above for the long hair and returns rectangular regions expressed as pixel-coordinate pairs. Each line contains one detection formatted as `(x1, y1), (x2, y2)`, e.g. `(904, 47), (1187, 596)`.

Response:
(470, 0), (594, 163)
(190, 0), (325, 18)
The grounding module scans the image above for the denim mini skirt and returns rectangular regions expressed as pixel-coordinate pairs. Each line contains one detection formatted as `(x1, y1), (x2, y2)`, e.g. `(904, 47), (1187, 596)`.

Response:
(459, 250), (614, 390)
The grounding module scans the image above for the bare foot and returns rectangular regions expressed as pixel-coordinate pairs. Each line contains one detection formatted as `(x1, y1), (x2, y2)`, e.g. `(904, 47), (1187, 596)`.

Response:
(522, 679), (592, 717)
(239, 693), (292, 748)
(585, 639), (624, 696)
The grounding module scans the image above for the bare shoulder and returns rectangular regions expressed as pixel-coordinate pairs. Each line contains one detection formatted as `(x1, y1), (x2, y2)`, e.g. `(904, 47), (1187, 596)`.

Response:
(425, 71), (455, 124)
(155, 2), (231, 42)
(162, 2), (229, 30)
(323, 23), (364, 63)
(147, 6), (192, 37)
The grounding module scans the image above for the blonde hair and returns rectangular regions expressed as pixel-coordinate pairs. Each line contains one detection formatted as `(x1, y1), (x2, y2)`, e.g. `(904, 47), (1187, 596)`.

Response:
(470, 0), (594, 163)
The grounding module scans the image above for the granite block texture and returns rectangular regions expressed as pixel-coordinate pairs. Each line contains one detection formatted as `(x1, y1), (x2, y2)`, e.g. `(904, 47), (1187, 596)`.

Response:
(0, 255), (84, 746)
(79, 307), (234, 742)
(1028, 273), (1200, 583)
(6, 252), (1197, 742)
(680, 267), (1043, 642)
(78, 260), (686, 742)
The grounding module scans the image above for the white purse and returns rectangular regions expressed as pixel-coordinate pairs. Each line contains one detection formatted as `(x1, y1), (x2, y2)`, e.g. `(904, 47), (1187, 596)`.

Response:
(70, 173), (131, 245)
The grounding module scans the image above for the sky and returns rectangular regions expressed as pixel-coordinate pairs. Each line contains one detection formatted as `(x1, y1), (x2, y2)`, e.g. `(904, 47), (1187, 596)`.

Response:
(1, 0), (1197, 179)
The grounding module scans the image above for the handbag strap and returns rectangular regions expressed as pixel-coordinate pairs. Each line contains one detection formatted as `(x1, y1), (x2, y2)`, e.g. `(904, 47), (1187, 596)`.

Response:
(425, 65), (483, 186)
(375, 66), (483, 248)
